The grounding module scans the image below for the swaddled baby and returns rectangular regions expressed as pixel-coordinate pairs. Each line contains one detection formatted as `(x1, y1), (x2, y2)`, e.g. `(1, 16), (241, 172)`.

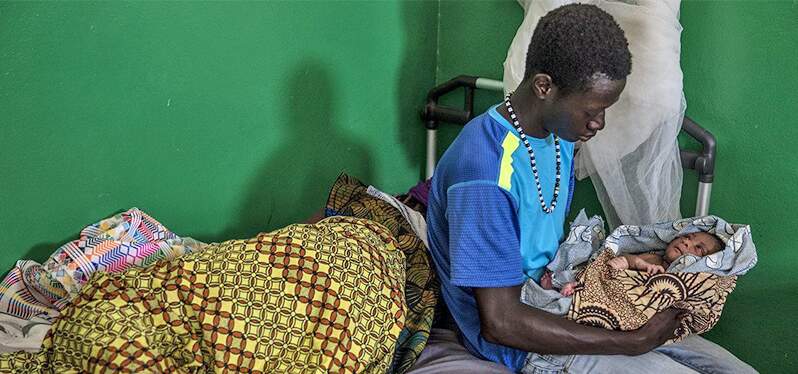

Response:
(540, 231), (724, 296)
(524, 214), (752, 342)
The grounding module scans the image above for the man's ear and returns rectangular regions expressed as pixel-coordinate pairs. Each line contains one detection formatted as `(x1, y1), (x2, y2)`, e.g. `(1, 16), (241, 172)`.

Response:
(532, 73), (554, 100)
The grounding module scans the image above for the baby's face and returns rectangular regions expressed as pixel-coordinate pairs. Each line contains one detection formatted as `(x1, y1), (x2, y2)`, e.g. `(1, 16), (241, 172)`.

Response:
(664, 232), (723, 263)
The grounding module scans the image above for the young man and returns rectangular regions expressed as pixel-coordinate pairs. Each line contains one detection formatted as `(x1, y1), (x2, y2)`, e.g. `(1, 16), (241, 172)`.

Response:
(426, 4), (755, 373)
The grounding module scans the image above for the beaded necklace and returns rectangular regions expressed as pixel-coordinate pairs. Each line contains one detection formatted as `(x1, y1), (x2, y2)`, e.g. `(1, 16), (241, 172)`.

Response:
(504, 95), (561, 214)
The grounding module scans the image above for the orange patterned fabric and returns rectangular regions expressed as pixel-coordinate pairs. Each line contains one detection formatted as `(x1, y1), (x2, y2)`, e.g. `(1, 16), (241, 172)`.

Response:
(568, 250), (736, 342)
(0, 216), (406, 373)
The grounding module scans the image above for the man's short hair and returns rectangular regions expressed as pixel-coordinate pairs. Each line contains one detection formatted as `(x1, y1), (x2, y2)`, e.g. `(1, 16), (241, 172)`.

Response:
(525, 4), (632, 94)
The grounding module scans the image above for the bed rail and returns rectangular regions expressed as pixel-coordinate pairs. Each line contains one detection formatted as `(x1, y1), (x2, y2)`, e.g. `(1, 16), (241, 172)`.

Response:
(420, 75), (715, 216)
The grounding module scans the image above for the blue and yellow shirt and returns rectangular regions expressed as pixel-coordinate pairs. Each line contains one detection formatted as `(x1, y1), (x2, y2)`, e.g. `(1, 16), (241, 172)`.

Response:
(426, 104), (575, 371)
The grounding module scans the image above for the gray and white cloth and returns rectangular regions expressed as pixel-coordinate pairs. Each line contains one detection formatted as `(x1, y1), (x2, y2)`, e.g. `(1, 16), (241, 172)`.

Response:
(366, 185), (429, 249)
(0, 313), (51, 353)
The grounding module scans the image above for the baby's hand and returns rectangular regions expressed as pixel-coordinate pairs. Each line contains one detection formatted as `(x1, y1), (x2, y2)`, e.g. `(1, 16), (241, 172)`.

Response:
(560, 282), (576, 297)
(644, 263), (665, 274)
(608, 256), (629, 270)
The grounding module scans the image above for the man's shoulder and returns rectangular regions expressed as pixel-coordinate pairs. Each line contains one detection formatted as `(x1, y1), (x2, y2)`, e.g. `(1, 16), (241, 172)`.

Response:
(438, 111), (519, 184)
(458, 110), (516, 150)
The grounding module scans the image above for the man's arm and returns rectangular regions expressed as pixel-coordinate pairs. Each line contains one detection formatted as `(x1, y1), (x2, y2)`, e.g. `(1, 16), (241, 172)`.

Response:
(474, 285), (685, 356)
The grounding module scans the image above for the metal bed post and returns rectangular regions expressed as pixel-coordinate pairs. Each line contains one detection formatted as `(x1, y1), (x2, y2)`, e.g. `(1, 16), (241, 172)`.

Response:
(420, 75), (716, 217)
(422, 76), (477, 179)
(680, 117), (716, 216)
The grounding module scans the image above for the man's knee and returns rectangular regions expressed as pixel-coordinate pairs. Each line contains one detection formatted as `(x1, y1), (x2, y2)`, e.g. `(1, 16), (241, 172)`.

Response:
(655, 336), (758, 374)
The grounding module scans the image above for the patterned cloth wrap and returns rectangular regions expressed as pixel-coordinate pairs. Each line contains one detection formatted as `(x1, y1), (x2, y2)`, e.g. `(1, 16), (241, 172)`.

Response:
(0, 208), (205, 321)
(523, 211), (757, 343)
(325, 174), (439, 374)
(0, 216), (406, 373)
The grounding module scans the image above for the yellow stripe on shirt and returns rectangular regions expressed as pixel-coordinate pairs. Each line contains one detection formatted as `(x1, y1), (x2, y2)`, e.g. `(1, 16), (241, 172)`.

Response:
(498, 132), (519, 190)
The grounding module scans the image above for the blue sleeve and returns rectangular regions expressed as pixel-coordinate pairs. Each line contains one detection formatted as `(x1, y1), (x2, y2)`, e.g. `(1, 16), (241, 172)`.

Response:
(446, 182), (524, 288)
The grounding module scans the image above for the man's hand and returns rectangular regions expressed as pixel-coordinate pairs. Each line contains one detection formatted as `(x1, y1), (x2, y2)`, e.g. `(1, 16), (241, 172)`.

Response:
(632, 308), (689, 355)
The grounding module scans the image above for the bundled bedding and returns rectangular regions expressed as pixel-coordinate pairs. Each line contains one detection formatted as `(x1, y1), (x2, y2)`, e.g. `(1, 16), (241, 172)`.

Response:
(0, 216), (406, 373)
(0, 174), (437, 373)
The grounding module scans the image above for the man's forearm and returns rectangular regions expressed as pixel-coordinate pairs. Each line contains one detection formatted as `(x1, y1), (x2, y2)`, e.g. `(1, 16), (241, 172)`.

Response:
(474, 286), (680, 356)
(480, 296), (644, 355)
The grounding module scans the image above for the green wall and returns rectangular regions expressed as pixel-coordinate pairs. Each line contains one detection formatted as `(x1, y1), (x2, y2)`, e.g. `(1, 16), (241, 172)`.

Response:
(679, 2), (798, 372)
(2, 0), (796, 372)
(0, 0), (437, 270)
(436, 0), (797, 372)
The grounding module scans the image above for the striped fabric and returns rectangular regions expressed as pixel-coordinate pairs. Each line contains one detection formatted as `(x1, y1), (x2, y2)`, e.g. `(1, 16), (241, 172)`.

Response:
(0, 208), (205, 321)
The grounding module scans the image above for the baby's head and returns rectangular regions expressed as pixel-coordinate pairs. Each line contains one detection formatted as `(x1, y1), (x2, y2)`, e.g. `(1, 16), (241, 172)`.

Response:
(665, 231), (724, 263)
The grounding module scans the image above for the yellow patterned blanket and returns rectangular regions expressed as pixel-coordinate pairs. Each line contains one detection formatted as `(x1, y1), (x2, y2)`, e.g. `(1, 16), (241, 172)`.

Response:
(568, 250), (736, 342)
(325, 174), (438, 374)
(0, 216), (406, 373)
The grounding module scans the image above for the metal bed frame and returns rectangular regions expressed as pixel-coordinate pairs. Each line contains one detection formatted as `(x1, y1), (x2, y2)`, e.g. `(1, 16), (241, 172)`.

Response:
(420, 75), (716, 216)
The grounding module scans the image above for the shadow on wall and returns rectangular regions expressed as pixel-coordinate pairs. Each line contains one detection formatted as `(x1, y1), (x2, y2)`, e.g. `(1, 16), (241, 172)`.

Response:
(222, 59), (373, 239)
(396, 1), (435, 182)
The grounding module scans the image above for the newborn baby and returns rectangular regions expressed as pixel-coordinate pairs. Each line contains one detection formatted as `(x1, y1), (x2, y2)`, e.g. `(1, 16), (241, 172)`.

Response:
(541, 231), (725, 296)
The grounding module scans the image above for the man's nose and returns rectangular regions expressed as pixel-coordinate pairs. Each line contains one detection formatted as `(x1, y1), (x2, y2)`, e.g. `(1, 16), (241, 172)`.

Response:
(588, 112), (605, 131)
